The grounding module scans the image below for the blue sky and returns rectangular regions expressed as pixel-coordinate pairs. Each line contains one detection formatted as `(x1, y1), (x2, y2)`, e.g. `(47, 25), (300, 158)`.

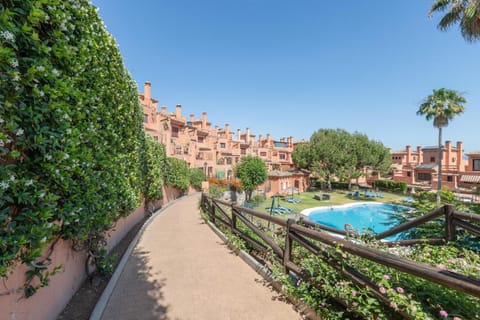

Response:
(92, 0), (479, 152)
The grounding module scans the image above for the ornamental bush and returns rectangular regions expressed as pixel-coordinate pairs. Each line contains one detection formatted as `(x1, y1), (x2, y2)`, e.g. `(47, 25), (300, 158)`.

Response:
(164, 157), (190, 191)
(0, 0), (145, 296)
(375, 179), (408, 193)
(189, 167), (205, 190)
(143, 134), (166, 202)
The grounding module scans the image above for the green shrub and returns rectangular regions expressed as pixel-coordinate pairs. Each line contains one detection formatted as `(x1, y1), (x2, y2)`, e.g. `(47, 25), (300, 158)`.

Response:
(375, 179), (407, 193)
(143, 134), (166, 202)
(189, 168), (205, 190)
(164, 157), (189, 191)
(0, 0), (144, 296)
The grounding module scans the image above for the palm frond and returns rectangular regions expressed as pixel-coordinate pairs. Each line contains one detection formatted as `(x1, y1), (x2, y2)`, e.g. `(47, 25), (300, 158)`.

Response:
(429, 0), (453, 15)
(438, 7), (463, 30)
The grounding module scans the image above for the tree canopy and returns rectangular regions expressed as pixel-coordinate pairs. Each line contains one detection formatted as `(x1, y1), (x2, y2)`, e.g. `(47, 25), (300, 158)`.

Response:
(292, 129), (391, 186)
(429, 0), (480, 42)
(417, 88), (466, 206)
(234, 156), (268, 201)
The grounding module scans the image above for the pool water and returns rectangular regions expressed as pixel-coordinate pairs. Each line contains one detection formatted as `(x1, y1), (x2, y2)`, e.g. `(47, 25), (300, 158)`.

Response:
(302, 203), (411, 240)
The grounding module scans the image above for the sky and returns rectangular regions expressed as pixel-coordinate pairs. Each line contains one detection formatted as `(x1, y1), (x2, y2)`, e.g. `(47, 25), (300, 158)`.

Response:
(92, 0), (479, 152)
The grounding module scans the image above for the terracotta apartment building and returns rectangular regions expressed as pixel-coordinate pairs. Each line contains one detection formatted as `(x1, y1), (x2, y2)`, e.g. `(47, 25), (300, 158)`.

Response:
(139, 82), (310, 197)
(391, 141), (480, 192)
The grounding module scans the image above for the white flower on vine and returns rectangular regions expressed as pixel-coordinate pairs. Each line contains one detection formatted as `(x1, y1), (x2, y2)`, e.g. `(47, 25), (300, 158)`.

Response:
(39, 192), (46, 198)
(0, 181), (9, 190)
(39, 91), (45, 97)
(9, 175), (15, 181)
(10, 60), (18, 68)
(66, 128), (72, 134)
(16, 128), (24, 136)
(25, 179), (34, 186)
(45, 154), (52, 160)
(52, 69), (59, 76)
(63, 153), (69, 160)
(37, 66), (45, 72)
(1, 30), (14, 42)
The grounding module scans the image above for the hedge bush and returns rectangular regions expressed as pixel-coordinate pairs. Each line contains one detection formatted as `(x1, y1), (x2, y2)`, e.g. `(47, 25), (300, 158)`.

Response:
(164, 157), (190, 191)
(189, 168), (205, 190)
(375, 179), (408, 193)
(0, 0), (146, 296)
(143, 134), (166, 203)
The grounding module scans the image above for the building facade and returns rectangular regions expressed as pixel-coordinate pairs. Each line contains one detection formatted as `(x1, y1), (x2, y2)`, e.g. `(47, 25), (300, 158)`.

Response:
(139, 82), (309, 197)
(391, 141), (480, 192)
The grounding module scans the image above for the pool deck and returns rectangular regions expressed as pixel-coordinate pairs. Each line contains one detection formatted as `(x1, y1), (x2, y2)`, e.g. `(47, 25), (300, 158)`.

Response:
(91, 193), (302, 320)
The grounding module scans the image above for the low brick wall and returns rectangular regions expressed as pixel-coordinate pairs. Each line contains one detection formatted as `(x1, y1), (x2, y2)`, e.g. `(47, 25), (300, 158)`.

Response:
(0, 186), (184, 320)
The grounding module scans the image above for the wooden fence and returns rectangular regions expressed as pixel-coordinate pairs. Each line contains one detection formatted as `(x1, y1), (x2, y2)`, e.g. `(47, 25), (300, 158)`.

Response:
(201, 194), (480, 318)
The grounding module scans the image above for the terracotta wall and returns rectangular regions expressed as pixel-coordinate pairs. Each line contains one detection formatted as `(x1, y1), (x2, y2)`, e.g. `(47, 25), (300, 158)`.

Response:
(0, 186), (186, 320)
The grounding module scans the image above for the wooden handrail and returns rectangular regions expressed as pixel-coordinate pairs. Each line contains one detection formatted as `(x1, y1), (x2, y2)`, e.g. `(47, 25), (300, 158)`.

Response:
(374, 206), (445, 240)
(453, 210), (480, 223)
(201, 194), (480, 305)
(290, 223), (480, 298)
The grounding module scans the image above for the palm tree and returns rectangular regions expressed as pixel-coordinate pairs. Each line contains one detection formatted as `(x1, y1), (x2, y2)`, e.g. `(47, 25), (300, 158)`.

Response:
(429, 0), (480, 42)
(417, 88), (466, 206)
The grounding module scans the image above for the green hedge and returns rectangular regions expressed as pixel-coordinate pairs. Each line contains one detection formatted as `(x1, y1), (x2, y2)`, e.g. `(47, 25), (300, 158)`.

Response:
(375, 179), (408, 193)
(0, 0), (147, 296)
(143, 135), (166, 202)
(189, 168), (205, 190)
(165, 157), (190, 191)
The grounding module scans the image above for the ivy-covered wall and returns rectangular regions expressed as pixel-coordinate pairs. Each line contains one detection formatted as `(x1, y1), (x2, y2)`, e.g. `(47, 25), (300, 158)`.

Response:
(0, 0), (146, 296)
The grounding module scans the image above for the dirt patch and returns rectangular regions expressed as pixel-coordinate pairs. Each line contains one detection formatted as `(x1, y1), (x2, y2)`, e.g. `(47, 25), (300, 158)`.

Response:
(57, 215), (149, 320)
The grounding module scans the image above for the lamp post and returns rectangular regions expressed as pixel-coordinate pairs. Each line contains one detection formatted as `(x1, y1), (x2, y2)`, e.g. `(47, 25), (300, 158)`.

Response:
(203, 161), (208, 178)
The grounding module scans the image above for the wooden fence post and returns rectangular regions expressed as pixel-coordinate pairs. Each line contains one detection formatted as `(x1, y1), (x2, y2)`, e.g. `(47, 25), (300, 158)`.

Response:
(231, 205), (237, 232)
(284, 219), (294, 274)
(445, 205), (456, 242)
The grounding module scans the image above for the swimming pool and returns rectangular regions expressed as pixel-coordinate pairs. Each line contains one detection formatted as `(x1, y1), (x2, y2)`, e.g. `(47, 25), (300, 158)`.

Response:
(301, 203), (411, 240)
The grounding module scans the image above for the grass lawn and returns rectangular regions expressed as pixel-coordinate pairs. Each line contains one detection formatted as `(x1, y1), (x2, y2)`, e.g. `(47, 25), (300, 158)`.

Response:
(253, 190), (408, 217)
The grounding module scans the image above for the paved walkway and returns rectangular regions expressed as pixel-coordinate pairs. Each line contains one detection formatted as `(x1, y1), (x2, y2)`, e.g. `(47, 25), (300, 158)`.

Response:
(94, 194), (302, 320)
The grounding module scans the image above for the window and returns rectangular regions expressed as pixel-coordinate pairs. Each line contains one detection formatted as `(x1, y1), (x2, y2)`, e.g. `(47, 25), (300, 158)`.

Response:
(220, 143), (226, 148)
(171, 127), (179, 138)
(473, 159), (480, 171)
(260, 151), (267, 157)
(417, 173), (432, 181)
(447, 176), (453, 182)
(226, 157), (232, 165)
(241, 148), (246, 155)
(144, 114), (149, 123)
(430, 157), (435, 163)
(198, 136), (204, 143)
(452, 157), (456, 163)
(413, 156), (416, 161)
(407, 171), (412, 177)
(279, 153), (286, 160)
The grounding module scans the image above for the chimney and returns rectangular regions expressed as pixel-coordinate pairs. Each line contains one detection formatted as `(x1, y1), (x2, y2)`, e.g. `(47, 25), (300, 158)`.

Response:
(289, 136), (293, 147)
(457, 141), (463, 169)
(175, 104), (182, 118)
(267, 133), (271, 145)
(160, 106), (167, 116)
(406, 145), (411, 164)
(445, 140), (452, 167)
(417, 146), (423, 163)
(246, 128), (251, 144)
(225, 124), (230, 136)
(237, 129), (241, 141)
(144, 81), (151, 101)
(259, 134), (263, 143)
(202, 112), (207, 129)
(190, 114), (194, 123)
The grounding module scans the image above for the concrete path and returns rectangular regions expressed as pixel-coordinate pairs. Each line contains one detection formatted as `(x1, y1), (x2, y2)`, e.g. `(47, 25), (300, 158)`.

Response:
(95, 194), (302, 320)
